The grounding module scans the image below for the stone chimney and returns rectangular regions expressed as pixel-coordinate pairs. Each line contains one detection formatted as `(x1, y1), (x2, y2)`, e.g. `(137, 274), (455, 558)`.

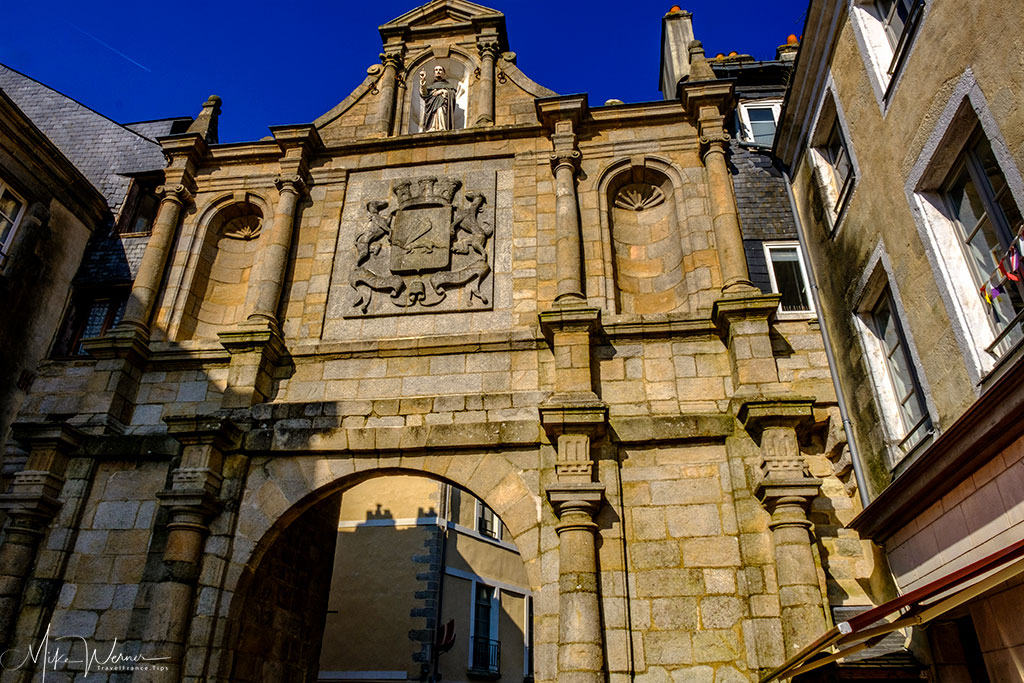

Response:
(776, 35), (800, 61)
(659, 6), (695, 99)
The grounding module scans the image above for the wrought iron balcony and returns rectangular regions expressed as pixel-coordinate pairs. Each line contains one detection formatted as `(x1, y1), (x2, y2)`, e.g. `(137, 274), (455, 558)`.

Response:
(471, 636), (500, 676)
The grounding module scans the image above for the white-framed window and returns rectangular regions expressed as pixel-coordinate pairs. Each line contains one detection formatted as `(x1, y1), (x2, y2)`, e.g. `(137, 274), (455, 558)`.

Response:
(0, 181), (27, 270)
(865, 288), (932, 459)
(905, 73), (1024, 383)
(476, 500), (500, 541)
(737, 100), (782, 147)
(942, 130), (1024, 358)
(763, 242), (814, 316)
(850, 0), (927, 106)
(470, 583), (500, 675)
(808, 91), (858, 235)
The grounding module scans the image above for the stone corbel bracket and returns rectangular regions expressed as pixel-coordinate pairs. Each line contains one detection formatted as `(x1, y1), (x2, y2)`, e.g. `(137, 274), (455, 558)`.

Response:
(0, 422), (86, 528)
(710, 293), (781, 339)
(739, 396), (823, 506)
(159, 416), (244, 526)
(539, 401), (607, 484)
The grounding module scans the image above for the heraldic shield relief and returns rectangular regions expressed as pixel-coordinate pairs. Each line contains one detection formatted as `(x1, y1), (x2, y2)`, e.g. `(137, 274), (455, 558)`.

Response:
(347, 175), (494, 316)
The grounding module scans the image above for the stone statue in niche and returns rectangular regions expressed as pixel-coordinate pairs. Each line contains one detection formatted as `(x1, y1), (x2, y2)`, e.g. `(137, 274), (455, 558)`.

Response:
(419, 65), (461, 132)
(349, 176), (493, 314)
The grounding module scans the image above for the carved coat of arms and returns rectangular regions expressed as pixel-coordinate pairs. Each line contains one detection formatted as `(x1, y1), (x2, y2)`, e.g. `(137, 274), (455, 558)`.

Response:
(349, 176), (493, 314)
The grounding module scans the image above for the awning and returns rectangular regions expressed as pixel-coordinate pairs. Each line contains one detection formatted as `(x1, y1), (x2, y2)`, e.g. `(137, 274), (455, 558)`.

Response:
(761, 536), (1024, 682)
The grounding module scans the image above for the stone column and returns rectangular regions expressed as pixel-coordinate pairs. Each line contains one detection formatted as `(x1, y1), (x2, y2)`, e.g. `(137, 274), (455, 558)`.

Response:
(0, 423), (82, 647)
(551, 147), (585, 305)
(142, 416), (240, 682)
(547, 484), (605, 683)
(375, 49), (403, 137)
(475, 38), (500, 126)
(537, 95), (588, 307)
(679, 42), (756, 296)
(120, 183), (192, 334)
(702, 135), (755, 294)
(243, 174), (305, 327)
(742, 399), (827, 658)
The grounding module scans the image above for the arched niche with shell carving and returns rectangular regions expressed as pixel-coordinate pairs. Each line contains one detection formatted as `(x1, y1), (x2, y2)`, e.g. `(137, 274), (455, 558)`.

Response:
(600, 160), (689, 315)
(176, 200), (265, 341)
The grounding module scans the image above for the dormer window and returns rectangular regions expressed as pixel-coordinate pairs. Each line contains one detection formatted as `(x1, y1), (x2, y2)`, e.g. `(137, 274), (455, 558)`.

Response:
(737, 100), (782, 146)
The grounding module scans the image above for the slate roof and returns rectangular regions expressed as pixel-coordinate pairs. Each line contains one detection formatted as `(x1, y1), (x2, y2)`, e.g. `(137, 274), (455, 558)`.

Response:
(124, 118), (193, 140)
(0, 63), (167, 217)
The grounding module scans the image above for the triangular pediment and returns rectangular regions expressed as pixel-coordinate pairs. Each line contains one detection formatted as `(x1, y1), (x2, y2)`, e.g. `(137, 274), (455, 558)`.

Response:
(380, 0), (503, 31)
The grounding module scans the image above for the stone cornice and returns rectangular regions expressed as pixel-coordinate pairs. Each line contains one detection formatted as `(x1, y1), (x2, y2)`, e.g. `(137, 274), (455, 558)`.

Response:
(609, 414), (734, 443)
(679, 78), (735, 120)
(535, 94), (589, 130)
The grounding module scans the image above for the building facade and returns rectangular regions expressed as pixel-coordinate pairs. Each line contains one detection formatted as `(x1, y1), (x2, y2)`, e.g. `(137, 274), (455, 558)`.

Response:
(775, 0), (1024, 680)
(0, 2), (892, 682)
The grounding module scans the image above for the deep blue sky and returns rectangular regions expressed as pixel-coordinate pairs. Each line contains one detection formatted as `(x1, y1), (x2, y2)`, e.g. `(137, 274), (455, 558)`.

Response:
(1, 1), (808, 143)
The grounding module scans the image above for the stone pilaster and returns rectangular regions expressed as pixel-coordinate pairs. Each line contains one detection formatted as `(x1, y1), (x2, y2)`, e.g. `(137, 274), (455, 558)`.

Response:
(475, 37), (500, 126)
(680, 42), (756, 296)
(375, 48), (403, 137)
(537, 95), (588, 306)
(547, 483), (605, 683)
(539, 302), (607, 683)
(119, 134), (204, 339)
(142, 416), (241, 682)
(0, 423), (83, 647)
(741, 398), (827, 658)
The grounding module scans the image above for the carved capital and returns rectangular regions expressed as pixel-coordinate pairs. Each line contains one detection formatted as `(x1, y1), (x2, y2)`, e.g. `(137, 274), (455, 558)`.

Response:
(550, 150), (582, 174)
(477, 38), (501, 61)
(547, 483), (604, 533)
(274, 173), (306, 196)
(380, 50), (403, 71)
(699, 132), (731, 160)
(156, 183), (193, 205)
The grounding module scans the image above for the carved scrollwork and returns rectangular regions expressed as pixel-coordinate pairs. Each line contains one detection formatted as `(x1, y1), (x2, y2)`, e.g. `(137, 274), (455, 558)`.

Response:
(699, 132), (731, 159)
(348, 176), (493, 315)
(274, 174), (306, 195)
(156, 183), (193, 205)
(614, 183), (666, 211)
(550, 150), (582, 173)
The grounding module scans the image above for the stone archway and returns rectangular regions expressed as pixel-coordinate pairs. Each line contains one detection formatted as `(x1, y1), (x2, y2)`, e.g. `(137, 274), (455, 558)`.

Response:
(208, 455), (544, 682)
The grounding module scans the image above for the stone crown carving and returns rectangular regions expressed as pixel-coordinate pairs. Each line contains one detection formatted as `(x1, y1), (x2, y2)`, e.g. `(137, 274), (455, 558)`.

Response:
(393, 176), (462, 209)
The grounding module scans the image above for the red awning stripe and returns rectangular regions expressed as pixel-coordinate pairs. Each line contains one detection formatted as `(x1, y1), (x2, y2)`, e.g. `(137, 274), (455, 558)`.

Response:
(760, 536), (1024, 682)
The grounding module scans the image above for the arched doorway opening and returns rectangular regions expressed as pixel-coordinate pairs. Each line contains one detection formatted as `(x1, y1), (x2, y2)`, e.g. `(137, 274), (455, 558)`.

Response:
(227, 470), (533, 683)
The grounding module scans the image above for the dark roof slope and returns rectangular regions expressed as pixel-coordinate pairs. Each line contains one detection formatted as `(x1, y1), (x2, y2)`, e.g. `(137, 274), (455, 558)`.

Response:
(0, 63), (166, 216)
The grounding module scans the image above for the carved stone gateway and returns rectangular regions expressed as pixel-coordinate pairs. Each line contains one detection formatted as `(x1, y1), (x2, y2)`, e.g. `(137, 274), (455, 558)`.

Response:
(344, 174), (495, 316)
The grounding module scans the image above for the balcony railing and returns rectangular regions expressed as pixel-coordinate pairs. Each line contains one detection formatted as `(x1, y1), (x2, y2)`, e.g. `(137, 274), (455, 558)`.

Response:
(471, 636), (500, 675)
